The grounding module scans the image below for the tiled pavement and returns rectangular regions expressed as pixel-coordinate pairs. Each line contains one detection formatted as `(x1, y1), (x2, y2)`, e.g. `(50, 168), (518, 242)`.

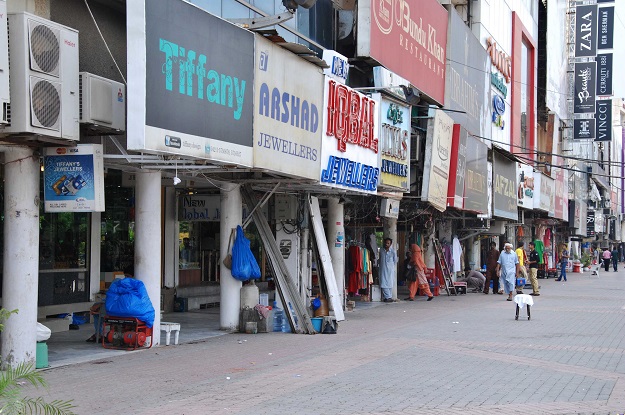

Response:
(31, 269), (625, 414)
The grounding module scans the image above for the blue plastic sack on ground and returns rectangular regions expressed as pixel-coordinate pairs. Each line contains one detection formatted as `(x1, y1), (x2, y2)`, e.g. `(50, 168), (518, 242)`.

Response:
(231, 225), (261, 281)
(105, 278), (155, 328)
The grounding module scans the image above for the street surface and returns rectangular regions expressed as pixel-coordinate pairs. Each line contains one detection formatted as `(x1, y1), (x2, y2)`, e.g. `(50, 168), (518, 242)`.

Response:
(31, 269), (625, 415)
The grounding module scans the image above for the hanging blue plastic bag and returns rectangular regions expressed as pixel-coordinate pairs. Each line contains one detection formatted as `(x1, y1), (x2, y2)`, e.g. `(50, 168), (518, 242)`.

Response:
(231, 225), (261, 281)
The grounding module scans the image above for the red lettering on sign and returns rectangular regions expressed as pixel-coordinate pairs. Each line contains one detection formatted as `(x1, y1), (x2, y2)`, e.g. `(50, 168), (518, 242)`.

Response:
(326, 80), (378, 153)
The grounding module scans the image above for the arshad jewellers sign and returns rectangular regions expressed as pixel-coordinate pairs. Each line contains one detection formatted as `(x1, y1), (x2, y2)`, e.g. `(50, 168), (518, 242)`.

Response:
(595, 99), (612, 142)
(373, 93), (411, 191)
(360, 0), (448, 105)
(597, 53), (612, 96)
(319, 77), (380, 194)
(43, 144), (105, 213)
(492, 152), (517, 220)
(574, 5), (598, 57)
(598, 6), (614, 50)
(127, 0), (254, 166)
(421, 110), (453, 212)
(253, 37), (323, 180)
(573, 62), (596, 114)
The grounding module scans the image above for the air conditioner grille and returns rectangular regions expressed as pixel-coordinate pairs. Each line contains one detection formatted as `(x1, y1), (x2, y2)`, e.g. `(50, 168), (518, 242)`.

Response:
(30, 78), (61, 129)
(28, 21), (60, 76)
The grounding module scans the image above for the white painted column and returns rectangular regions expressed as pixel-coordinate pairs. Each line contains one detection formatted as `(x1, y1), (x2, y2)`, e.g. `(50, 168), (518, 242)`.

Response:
(326, 198), (345, 307)
(1, 147), (39, 366)
(383, 216), (398, 299)
(220, 183), (242, 330)
(134, 171), (162, 346)
(163, 187), (177, 288)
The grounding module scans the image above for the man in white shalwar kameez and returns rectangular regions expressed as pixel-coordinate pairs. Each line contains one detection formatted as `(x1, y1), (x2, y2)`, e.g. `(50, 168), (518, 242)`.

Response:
(379, 238), (398, 303)
(496, 243), (520, 301)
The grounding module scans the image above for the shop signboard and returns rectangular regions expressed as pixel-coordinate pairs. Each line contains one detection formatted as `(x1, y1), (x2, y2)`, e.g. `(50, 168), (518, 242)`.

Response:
(597, 6), (614, 50)
(573, 119), (595, 140)
(516, 162), (534, 209)
(372, 93), (410, 191)
(596, 53), (613, 96)
(358, 0), (448, 105)
(554, 157), (569, 221)
(463, 135), (488, 214)
(43, 144), (105, 212)
(422, 109), (453, 212)
(253, 37), (323, 180)
(445, 8), (490, 139)
(574, 4), (598, 58)
(595, 99), (612, 142)
(446, 124), (467, 209)
(587, 210), (595, 237)
(319, 76), (380, 194)
(177, 195), (220, 221)
(492, 151), (517, 220)
(127, 0), (254, 166)
(534, 172), (555, 216)
(573, 62), (597, 114)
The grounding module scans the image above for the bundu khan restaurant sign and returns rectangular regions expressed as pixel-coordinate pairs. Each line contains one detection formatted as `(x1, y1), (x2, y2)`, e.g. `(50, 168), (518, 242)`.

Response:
(319, 76), (380, 194)
(358, 0), (448, 105)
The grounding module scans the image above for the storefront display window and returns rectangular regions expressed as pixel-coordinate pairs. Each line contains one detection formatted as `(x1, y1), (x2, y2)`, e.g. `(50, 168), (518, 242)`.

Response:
(100, 170), (135, 287)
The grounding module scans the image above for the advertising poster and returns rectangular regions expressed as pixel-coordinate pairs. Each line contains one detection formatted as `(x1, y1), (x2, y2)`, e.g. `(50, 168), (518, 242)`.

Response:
(463, 135), (488, 214)
(43, 144), (105, 212)
(573, 62), (597, 114)
(516, 163), (534, 208)
(492, 152), (517, 220)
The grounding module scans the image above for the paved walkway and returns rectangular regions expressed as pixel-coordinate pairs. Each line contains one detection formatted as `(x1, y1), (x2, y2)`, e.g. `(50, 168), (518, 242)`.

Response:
(30, 269), (625, 414)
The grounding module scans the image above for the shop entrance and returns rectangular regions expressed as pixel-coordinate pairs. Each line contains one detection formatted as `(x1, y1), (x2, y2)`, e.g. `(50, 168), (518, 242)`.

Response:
(179, 221), (220, 286)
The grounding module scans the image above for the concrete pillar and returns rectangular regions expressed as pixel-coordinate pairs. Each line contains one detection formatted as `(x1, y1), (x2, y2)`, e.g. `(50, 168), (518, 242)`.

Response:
(1, 147), (39, 366)
(89, 211), (101, 299)
(326, 198), (345, 307)
(220, 183), (242, 330)
(163, 186), (177, 288)
(383, 216), (398, 299)
(134, 171), (162, 346)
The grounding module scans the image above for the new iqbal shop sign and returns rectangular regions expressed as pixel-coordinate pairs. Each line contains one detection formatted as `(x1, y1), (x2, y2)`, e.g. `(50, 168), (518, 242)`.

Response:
(319, 77), (380, 194)
(127, 0), (254, 166)
(43, 144), (105, 213)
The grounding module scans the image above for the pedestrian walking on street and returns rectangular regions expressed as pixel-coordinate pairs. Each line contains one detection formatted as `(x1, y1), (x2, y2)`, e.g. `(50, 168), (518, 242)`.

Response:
(527, 241), (540, 296)
(556, 244), (569, 282)
(611, 246), (619, 271)
(405, 244), (433, 301)
(496, 243), (520, 301)
(603, 247), (611, 272)
(379, 237), (398, 302)
(483, 242), (500, 294)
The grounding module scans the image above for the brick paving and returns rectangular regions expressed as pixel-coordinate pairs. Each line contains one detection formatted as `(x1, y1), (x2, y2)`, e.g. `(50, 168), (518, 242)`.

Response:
(30, 269), (625, 414)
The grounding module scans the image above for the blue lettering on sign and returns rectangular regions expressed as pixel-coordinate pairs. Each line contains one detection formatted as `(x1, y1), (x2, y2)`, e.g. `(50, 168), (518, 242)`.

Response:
(159, 38), (247, 120)
(331, 56), (348, 81)
(256, 132), (317, 161)
(320, 155), (379, 191)
(381, 159), (407, 177)
(258, 83), (318, 132)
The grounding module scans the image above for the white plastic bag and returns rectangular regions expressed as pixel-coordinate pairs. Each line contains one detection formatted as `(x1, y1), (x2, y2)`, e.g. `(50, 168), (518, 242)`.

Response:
(36, 322), (51, 342)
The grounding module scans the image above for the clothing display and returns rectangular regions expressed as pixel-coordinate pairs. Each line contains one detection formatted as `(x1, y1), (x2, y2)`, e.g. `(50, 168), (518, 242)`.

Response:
(452, 237), (462, 273)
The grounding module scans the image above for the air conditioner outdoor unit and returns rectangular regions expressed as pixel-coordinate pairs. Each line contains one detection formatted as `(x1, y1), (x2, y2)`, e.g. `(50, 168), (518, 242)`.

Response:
(79, 72), (125, 135)
(1, 12), (79, 141)
(0, 0), (9, 124)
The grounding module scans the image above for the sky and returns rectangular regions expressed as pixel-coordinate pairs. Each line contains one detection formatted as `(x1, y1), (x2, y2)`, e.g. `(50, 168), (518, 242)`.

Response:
(613, 3), (625, 99)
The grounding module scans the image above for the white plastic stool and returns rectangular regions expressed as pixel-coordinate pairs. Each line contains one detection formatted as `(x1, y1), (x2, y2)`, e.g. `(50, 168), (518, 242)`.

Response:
(160, 322), (181, 345)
